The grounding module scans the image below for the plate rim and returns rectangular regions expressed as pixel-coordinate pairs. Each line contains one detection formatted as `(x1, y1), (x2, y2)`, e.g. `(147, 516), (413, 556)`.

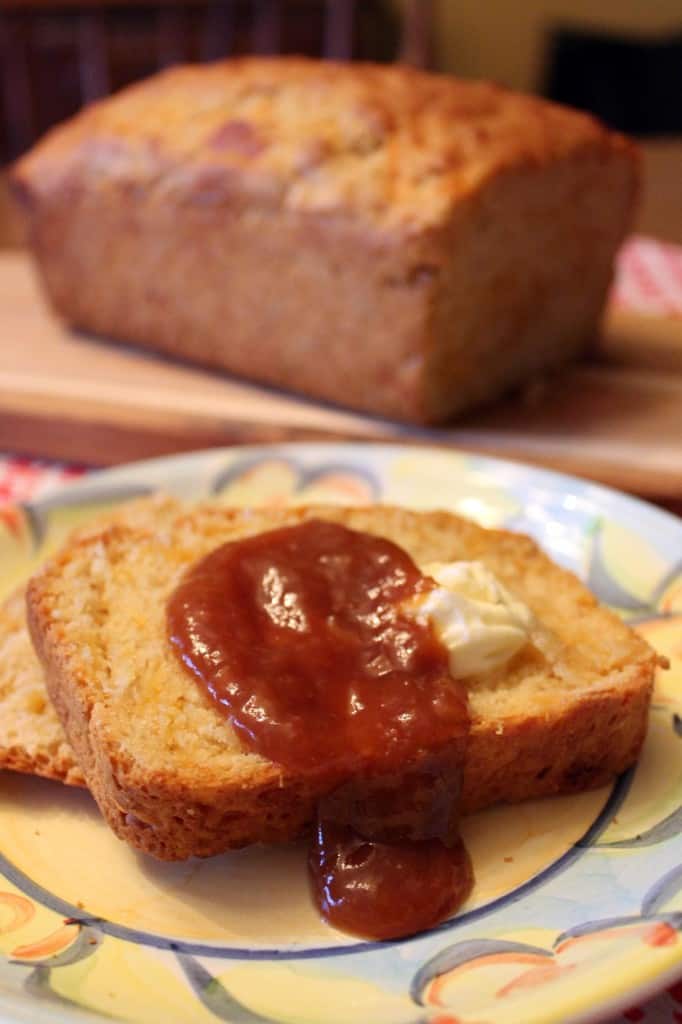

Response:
(30, 441), (681, 531)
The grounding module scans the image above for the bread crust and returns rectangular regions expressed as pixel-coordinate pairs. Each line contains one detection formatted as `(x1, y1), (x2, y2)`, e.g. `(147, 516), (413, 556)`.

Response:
(27, 504), (658, 860)
(12, 58), (639, 423)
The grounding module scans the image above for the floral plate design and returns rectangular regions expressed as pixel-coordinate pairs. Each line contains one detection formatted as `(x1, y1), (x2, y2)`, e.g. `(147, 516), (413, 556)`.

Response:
(0, 443), (681, 1024)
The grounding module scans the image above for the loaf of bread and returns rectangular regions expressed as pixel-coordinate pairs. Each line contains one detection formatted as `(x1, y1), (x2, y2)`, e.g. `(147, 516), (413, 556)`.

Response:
(12, 58), (638, 424)
(0, 494), (180, 787)
(27, 503), (658, 860)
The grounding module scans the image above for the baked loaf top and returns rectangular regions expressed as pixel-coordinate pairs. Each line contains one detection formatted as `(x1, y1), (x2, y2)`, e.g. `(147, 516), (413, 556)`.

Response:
(27, 503), (659, 859)
(13, 57), (635, 233)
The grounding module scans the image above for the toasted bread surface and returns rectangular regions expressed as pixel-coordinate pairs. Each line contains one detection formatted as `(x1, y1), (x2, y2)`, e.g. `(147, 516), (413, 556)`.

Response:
(27, 504), (658, 860)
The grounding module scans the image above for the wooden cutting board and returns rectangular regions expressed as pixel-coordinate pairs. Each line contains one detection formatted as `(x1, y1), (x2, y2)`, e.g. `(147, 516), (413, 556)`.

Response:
(1, 251), (681, 501)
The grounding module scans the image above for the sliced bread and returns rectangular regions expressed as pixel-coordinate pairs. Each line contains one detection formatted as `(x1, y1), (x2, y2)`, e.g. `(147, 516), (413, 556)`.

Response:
(0, 494), (181, 786)
(27, 504), (659, 860)
(0, 586), (84, 785)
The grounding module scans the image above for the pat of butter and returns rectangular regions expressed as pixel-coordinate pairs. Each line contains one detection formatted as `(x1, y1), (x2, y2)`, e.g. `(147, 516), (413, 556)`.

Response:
(408, 561), (535, 677)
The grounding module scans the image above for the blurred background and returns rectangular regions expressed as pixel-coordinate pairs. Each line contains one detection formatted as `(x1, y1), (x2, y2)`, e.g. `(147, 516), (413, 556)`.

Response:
(0, 0), (680, 244)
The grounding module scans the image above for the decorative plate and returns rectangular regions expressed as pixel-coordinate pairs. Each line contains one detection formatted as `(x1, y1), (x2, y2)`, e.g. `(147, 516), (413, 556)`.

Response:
(1, 443), (681, 1024)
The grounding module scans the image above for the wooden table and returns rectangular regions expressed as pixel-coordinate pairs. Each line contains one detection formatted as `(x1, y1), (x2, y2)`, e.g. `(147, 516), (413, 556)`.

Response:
(1, 251), (681, 506)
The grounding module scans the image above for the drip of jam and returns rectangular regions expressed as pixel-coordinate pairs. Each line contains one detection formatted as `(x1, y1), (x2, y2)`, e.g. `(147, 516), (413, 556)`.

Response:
(168, 518), (472, 939)
(310, 821), (473, 942)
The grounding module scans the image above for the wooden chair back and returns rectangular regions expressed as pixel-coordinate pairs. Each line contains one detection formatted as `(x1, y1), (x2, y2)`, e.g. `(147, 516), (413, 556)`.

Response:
(0, 0), (434, 158)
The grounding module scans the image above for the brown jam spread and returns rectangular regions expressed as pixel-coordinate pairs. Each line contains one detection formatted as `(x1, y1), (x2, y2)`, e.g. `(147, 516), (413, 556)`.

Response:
(310, 822), (472, 942)
(167, 518), (472, 940)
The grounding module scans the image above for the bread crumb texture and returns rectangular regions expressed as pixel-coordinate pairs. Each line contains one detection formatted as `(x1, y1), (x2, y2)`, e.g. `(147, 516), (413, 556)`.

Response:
(0, 587), (84, 785)
(0, 494), (181, 785)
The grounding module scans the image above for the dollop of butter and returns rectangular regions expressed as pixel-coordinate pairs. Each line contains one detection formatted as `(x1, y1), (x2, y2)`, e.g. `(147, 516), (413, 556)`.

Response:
(408, 561), (535, 677)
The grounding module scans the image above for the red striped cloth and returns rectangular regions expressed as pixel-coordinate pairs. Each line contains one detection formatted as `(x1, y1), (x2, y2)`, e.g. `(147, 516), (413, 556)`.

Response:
(0, 456), (85, 504)
(612, 236), (682, 317)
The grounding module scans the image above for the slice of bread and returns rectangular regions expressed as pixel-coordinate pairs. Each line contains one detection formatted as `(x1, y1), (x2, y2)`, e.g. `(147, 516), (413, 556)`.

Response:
(0, 586), (84, 786)
(27, 504), (659, 861)
(0, 494), (181, 786)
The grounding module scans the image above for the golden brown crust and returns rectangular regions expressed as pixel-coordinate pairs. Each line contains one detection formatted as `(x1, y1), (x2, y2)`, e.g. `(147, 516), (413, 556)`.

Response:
(27, 504), (658, 861)
(12, 57), (635, 231)
(0, 741), (84, 788)
(12, 58), (639, 423)
(463, 672), (652, 812)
